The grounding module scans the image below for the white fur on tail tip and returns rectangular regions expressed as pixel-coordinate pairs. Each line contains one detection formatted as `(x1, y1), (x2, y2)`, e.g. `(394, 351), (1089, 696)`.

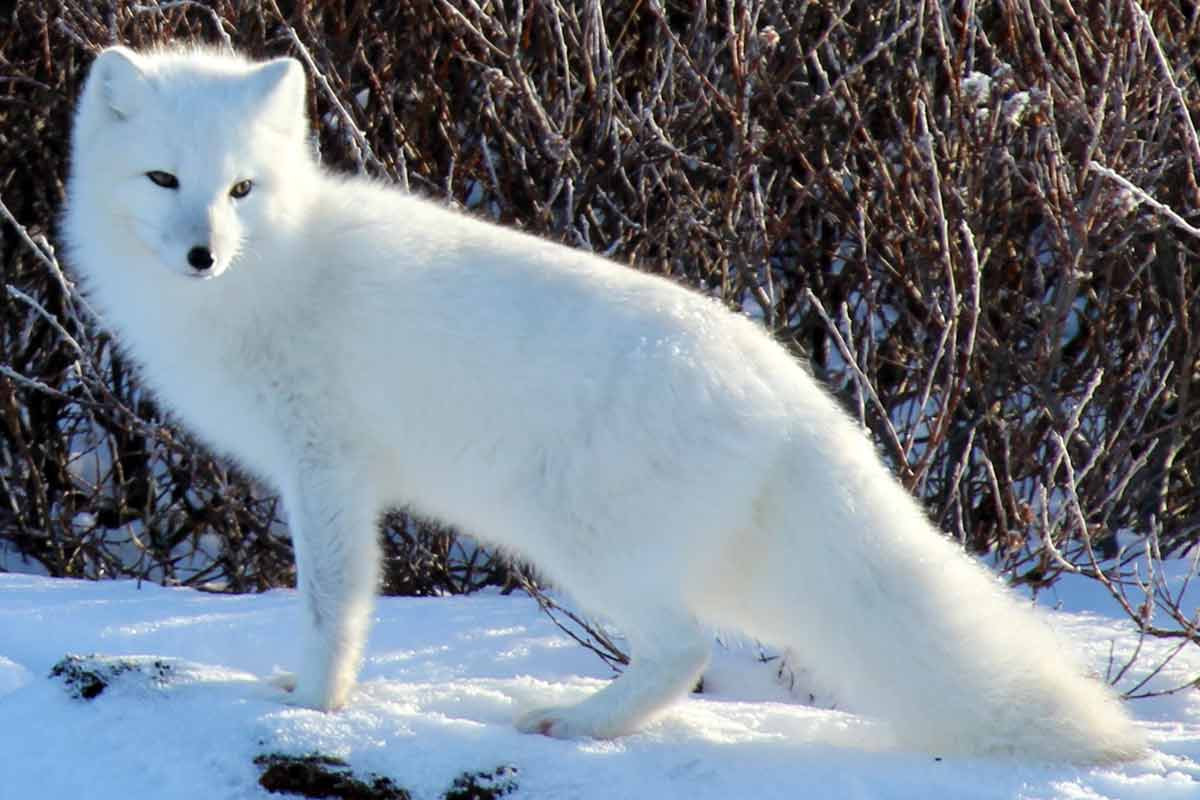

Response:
(62, 44), (1146, 763)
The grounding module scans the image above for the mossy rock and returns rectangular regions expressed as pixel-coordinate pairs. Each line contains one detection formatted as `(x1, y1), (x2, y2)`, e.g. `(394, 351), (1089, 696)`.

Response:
(444, 765), (519, 800)
(49, 654), (173, 700)
(254, 753), (411, 800)
(253, 754), (521, 800)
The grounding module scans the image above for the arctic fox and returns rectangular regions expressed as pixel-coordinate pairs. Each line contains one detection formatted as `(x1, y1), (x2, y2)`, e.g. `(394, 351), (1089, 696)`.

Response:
(63, 45), (1144, 762)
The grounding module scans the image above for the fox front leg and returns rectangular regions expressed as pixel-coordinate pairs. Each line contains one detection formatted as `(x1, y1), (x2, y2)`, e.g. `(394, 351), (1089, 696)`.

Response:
(278, 462), (381, 711)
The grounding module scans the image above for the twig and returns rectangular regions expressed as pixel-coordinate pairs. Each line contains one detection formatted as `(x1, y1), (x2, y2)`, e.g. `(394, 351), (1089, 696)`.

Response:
(804, 288), (909, 475)
(0, 364), (71, 399)
(804, 15), (919, 112)
(518, 574), (628, 671)
(1089, 163), (1200, 239)
(130, 1), (235, 50)
(267, 8), (388, 178)
(6, 285), (87, 358)
(1127, 0), (1200, 206)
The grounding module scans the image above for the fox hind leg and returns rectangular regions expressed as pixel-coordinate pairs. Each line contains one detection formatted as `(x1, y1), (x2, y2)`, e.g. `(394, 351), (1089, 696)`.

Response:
(516, 605), (710, 739)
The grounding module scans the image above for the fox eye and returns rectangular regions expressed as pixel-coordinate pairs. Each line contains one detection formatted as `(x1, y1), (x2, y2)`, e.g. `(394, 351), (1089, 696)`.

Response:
(146, 171), (179, 189)
(229, 179), (253, 199)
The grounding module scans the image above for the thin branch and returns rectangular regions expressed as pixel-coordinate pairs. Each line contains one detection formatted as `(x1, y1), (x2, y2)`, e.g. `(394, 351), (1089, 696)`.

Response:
(1127, 0), (1200, 206)
(804, 288), (909, 475)
(1089, 163), (1200, 239)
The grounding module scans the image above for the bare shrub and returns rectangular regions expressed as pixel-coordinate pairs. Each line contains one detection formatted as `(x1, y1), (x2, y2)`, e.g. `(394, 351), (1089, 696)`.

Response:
(0, 1), (1196, 681)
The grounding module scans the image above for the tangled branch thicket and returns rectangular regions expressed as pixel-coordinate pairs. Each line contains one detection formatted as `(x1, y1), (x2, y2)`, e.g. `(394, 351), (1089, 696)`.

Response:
(1, 1), (1198, 679)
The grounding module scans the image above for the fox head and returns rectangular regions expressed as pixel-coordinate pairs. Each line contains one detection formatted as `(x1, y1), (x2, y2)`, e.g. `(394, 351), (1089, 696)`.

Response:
(70, 46), (311, 279)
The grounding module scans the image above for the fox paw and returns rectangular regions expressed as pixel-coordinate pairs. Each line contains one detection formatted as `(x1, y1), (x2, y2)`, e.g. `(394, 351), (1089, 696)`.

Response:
(515, 705), (625, 739)
(265, 671), (298, 693)
(263, 671), (312, 708)
(263, 671), (345, 712)
(515, 706), (586, 738)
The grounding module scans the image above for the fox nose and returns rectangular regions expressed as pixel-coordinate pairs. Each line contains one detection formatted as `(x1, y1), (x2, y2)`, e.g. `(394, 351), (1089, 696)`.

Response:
(187, 246), (214, 271)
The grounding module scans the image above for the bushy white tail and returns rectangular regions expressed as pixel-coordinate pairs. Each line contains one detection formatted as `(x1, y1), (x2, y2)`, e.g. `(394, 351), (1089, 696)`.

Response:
(704, 430), (1145, 762)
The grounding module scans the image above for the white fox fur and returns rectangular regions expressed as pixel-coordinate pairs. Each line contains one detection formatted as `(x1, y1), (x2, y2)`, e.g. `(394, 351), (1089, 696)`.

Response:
(62, 45), (1145, 762)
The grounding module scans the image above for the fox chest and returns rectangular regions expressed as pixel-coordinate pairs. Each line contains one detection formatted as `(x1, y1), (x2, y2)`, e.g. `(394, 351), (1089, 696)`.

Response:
(131, 323), (316, 482)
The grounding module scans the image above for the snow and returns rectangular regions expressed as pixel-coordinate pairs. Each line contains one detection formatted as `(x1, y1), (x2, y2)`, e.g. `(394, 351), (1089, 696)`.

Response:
(1, 572), (1198, 799)
(1003, 91), (1033, 126)
(962, 71), (993, 105)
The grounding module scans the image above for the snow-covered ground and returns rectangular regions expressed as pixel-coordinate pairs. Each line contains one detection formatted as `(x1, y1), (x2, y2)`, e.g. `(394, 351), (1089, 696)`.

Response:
(1, 572), (1197, 799)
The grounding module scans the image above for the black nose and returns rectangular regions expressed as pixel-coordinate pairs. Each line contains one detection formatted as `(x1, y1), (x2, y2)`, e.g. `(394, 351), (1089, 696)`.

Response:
(187, 246), (214, 271)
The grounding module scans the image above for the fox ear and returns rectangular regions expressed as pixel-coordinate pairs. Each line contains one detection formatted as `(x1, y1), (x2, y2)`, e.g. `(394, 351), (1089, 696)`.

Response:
(88, 46), (151, 121)
(251, 57), (308, 135)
